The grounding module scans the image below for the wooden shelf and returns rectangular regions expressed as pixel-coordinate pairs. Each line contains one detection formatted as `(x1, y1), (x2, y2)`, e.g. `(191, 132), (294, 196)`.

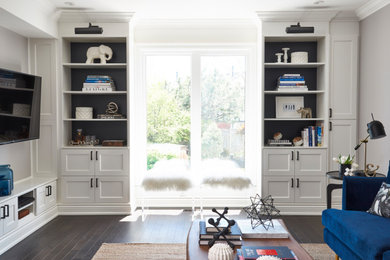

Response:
(264, 90), (325, 94)
(18, 202), (34, 211)
(62, 36), (126, 43)
(264, 118), (325, 121)
(63, 145), (128, 149)
(63, 118), (127, 122)
(264, 62), (325, 68)
(63, 91), (127, 95)
(0, 112), (31, 119)
(62, 63), (127, 68)
(264, 146), (327, 149)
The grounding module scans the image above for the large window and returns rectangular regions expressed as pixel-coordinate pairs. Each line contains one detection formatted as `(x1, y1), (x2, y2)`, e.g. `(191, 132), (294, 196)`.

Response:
(142, 48), (254, 182)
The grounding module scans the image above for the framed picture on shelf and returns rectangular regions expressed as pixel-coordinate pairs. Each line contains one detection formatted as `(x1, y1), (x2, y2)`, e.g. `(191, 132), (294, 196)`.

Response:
(275, 96), (304, 118)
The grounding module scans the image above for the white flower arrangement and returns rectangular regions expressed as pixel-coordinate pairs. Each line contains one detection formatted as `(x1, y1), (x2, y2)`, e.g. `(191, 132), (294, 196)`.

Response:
(333, 154), (355, 165)
(333, 154), (359, 176)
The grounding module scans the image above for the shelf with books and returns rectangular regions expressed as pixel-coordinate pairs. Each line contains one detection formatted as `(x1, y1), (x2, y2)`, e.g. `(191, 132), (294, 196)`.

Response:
(63, 91), (127, 95)
(264, 118), (324, 121)
(264, 62), (325, 68)
(62, 63), (127, 68)
(61, 37), (129, 147)
(264, 90), (325, 94)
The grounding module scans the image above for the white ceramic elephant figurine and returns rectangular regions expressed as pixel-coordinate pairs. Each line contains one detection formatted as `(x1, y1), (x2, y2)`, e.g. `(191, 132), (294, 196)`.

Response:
(86, 44), (113, 64)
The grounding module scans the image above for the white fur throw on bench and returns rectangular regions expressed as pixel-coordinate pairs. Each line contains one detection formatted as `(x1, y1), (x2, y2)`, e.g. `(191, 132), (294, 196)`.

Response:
(142, 159), (193, 191)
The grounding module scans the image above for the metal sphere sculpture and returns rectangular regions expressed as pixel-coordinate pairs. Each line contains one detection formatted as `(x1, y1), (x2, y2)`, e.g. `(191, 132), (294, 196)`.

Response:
(243, 194), (281, 230)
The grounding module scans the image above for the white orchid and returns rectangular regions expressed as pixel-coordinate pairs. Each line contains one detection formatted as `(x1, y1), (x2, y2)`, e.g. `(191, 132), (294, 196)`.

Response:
(334, 154), (355, 165)
(344, 162), (359, 176)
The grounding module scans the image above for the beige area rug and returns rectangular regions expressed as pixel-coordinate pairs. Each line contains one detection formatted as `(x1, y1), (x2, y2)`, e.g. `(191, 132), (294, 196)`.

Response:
(92, 243), (186, 260)
(301, 243), (337, 260)
(92, 243), (335, 260)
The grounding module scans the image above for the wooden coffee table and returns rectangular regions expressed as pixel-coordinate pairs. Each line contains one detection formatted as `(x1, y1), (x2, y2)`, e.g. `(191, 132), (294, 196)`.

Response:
(187, 219), (313, 259)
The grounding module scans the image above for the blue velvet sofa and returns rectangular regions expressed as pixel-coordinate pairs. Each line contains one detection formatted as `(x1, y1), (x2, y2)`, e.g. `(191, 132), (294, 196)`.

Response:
(322, 166), (390, 260)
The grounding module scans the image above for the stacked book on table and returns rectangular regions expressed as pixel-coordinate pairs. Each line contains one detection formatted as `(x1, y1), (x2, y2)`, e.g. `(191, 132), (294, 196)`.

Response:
(82, 75), (116, 92)
(236, 246), (297, 260)
(277, 74), (308, 91)
(199, 219), (242, 246)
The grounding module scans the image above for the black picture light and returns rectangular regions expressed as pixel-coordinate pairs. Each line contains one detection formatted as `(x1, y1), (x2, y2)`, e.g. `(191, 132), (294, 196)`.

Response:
(75, 23), (103, 34)
(286, 22), (314, 34)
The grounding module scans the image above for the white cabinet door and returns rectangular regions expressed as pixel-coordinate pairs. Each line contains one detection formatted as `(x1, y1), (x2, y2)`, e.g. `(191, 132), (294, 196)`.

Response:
(294, 149), (327, 176)
(95, 176), (129, 203)
(330, 35), (358, 120)
(46, 181), (57, 209)
(263, 149), (294, 176)
(328, 119), (357, 171)
(95, 149), (129, 176)
(262, 176), (294, 203)
(61, 149), (94, 176)
(295, 176), (326, 203)
(36, 185), (48, 215)
(3, 197), (18, 234)
(61, 177), (95, 203)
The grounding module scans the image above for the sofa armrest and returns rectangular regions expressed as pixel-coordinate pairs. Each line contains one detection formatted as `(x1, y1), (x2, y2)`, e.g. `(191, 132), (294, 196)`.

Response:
(342, 176), (386, 211)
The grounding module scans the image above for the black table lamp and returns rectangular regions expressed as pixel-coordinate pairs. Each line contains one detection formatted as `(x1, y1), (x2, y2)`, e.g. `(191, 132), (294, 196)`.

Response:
(354, 113), (386, 176)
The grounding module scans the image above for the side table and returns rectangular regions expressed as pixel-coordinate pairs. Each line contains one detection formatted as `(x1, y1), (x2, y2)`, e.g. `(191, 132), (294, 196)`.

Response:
(326, 171), (385, 209)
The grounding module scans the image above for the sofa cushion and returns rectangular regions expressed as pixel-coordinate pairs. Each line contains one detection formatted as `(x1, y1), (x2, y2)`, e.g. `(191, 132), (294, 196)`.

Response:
(322, 209), (390, 259)
(367, 182), (390, 218)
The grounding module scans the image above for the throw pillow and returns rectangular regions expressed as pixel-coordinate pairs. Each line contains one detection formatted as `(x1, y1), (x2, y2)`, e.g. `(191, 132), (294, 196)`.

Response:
(367, 182), (390, 218)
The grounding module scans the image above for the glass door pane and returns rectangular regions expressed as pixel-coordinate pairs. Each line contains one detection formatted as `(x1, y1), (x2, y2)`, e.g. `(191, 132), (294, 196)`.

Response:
(201, 56), (246, 172)
(146, 56), (191, 174)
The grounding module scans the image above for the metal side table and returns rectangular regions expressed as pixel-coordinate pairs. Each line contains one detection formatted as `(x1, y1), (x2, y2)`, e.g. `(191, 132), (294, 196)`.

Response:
(326, 171), (385, 209)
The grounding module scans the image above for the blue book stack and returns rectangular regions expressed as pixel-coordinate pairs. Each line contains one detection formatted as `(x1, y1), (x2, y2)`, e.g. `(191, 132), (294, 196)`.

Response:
(83, 75), (116, 92)
(277, 74), (308, 91)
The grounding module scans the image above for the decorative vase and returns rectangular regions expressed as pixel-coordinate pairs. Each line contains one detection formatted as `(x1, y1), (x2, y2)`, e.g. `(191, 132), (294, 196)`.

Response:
(339, 164), (351, 177)
(208, 243), (234, 260)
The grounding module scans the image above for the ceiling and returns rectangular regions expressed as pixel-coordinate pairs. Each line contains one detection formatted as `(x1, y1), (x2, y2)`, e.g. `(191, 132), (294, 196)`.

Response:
(52, 0), (371, 19)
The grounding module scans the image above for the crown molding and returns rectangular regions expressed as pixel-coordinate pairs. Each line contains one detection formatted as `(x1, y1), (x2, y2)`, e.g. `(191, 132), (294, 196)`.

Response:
(59, 11), (134, 23)
(331, 11), (359, 22)
(355, 0), (390, 20)
(133, 18), (258, 29)
(256, 11), (339, 22)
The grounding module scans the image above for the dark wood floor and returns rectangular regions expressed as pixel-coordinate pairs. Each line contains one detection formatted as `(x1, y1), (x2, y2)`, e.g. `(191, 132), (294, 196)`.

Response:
(2, 211), (323, 260)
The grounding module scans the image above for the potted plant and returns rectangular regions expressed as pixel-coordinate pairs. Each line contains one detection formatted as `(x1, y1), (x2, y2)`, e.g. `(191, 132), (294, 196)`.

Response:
(333, 154), (358, 177)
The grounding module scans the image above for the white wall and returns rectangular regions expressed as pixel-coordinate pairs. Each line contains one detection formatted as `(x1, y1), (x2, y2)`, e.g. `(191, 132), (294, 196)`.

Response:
(0, 26), (32, 181)
(359, 4), (390, 174)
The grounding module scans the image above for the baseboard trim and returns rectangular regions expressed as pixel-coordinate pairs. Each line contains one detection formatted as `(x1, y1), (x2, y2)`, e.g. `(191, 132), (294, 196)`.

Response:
(58, 204), (131, 215)
(0, 206), (58, 255)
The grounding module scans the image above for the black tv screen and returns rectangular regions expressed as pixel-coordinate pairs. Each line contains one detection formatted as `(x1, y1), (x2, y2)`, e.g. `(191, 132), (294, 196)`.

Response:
(0, 68), (42, 145)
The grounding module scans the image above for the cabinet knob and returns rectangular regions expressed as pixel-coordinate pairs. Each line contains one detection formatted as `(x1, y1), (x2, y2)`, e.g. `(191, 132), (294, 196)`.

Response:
(296, 151), (300, 161)
(5, 205), (9, 217)
(90, 178), (94, 188)
(90, 151), (93, 161)
(329, 108), (333, 118)
(96, 178), (99, 188)
(291, 151), (294, 161)
(297, 178), (300, 188)
(96, 151), (98, 161)
(1, 206), (5, 219)
(291, 178), (294, 188)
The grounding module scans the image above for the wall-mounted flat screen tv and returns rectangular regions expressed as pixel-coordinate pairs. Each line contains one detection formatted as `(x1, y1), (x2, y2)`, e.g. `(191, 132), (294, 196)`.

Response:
(0, 68), (42, 145)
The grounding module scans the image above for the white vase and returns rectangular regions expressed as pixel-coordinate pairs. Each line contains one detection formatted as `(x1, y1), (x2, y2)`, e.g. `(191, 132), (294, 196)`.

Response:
(208, 243), (234, 260)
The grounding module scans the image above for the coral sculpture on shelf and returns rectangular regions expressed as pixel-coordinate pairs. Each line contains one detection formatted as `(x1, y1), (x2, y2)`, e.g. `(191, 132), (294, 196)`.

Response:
(207, 208), (236, 249)
(208, 243), (234, 260)
(243, 194), (281, 230)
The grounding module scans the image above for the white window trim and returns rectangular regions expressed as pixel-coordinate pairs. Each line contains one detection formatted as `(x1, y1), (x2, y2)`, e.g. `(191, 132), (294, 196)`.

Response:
(132, 44), (261, 206)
